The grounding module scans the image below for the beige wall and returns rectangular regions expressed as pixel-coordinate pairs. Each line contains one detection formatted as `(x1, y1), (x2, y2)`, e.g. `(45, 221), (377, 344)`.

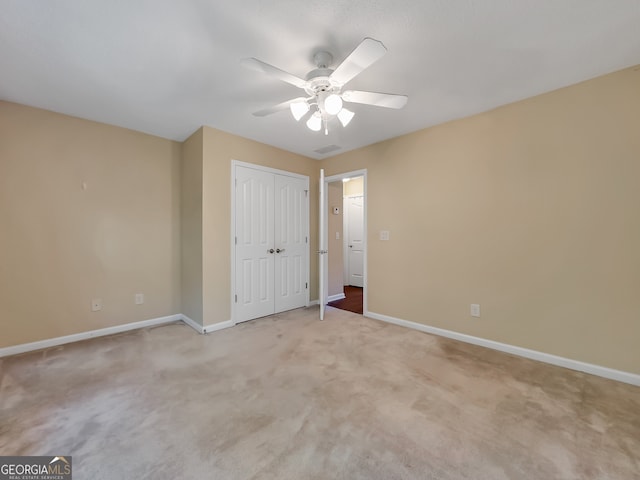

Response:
(0, 101), (181, 347)
(321, 66), (640, 374)
(328, 181), (344, 297)
(200, 127), (318, 326)
(0, 103), (318, 345)
(344, 176), (364, 197)
(3, 66), (638, 376)
(180, 128), (204, 324)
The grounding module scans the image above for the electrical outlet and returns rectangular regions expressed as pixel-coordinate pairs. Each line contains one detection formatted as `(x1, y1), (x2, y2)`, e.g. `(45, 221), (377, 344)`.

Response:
(135, 293), (144, 305)
(91, 298), (102, 312)
(380, 230), (390, 241)
(335, 231), (340, 240)
(470, 304), (480, 318)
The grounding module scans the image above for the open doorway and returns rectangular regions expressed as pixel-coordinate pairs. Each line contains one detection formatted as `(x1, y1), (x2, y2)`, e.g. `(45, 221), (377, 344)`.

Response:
(324, 171), (366, 315)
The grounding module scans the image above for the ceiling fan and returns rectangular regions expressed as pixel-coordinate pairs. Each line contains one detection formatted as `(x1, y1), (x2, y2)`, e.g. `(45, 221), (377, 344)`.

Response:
(241, 38), (408, 135)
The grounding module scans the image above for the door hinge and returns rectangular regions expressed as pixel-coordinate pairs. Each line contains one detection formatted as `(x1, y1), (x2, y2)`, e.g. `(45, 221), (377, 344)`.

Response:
(305, 282), (308, 289)
(235, 294), (237, 303)
(304, 189), (308, 197)
(235, 178), (238, 187)
(305, 236), (308, 244)
(235, 236), (237, 245)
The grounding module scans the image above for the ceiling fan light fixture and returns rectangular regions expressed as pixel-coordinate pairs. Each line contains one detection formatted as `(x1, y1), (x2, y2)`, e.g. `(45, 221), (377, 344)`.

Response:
(243, 37), (408, 137)
(290, 101), (309, 121)
(306, 111), (322, 132)
(337, 108), (355, 127)
(324, 93), (343, 115)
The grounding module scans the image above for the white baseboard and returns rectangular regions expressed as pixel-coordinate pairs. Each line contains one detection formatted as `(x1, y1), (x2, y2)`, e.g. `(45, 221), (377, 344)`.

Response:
(181, 315), (234, 334)
(0, 314), (181, 358)
(365, 311), (640, 387)
(327, 293), (346, 302)
(0, 313), (237, 358)
(308, 299), (319, 306)
(203, 320), (234, 334)
(181, 314), (203, 333)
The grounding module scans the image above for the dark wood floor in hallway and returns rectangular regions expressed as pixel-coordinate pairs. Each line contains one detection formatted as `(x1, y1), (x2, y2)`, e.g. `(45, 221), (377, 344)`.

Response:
(328, 285), (363, 314)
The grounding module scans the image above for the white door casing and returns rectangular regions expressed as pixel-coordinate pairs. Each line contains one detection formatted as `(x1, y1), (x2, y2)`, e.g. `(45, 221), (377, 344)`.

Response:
(346, 195), (364, 287)
(319, 169), (327, 320)
(325, 169), (367, 315)
(233, 163), (309, 324)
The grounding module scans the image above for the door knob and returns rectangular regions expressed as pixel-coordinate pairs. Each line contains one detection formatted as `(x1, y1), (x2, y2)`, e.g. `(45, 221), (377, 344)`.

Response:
(276, 248), (285, 254)
(267, 248), (275, 254)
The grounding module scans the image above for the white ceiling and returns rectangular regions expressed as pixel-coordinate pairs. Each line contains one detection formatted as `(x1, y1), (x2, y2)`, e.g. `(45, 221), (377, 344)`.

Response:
(2, 1), (640, 159)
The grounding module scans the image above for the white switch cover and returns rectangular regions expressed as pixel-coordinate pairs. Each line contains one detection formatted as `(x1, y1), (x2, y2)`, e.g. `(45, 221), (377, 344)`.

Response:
(380, 230), (390, 241)
(470, 304), (481, 318)
(135, 293), (144, 305)
(91, 298), (102, 312)
(335, 231), (340, 240)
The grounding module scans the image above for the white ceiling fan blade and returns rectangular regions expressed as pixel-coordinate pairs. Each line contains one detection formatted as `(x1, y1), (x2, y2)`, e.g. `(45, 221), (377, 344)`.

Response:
(330, 38), (387, 86)
(342, 90), (408, 109)
(252, 97), (307, 117)
(241, 58), (307, 89)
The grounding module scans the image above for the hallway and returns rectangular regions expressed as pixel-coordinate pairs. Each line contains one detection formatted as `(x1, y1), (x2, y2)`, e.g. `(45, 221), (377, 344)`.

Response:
(328, 285), (363, 314)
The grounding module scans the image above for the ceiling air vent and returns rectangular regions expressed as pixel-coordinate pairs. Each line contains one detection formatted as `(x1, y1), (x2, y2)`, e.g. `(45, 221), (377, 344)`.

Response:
(314, 144), (342, 155)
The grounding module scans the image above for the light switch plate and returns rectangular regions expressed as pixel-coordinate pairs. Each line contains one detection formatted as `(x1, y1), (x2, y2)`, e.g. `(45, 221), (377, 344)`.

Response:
(470, 304), (480, 318)
(380, 230), (390, 241)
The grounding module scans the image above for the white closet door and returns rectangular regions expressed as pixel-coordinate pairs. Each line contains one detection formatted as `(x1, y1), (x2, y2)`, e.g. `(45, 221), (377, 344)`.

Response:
(234, 164), (309, 324)
(235, 166), (275, 322)
(274, 174), (308, 313)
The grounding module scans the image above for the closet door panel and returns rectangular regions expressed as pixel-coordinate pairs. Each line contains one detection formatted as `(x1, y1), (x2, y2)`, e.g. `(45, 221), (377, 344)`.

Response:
(274, 174), (308, 313)
(235, 166), (275, 322)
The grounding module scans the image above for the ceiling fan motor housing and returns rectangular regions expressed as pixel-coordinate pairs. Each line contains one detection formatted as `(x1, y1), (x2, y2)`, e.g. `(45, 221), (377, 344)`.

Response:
(305, 51), (342, 95)
(305, 72), (340, 96)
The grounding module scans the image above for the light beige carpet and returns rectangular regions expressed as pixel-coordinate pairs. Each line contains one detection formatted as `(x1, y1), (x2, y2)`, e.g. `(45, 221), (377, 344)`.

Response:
(1, 307), (639, 479)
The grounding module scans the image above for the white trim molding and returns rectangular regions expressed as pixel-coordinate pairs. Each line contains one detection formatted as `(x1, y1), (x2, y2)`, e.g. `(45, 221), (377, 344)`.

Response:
(327, 293), (346, 302)
(0, 313), (238, 358)
(365, 311), (640, 387)
(181, 315), (234, 334)
(203, 320), (234, 334)
(324, 168), (368, 315)
(181, 314), (204, 333)
(0, 314), (181, 358)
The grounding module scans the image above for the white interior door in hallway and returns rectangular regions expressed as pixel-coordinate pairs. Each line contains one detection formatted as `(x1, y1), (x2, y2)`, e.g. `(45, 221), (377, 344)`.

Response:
(345, 195), (364, 287)
(234, 164), (309, 323)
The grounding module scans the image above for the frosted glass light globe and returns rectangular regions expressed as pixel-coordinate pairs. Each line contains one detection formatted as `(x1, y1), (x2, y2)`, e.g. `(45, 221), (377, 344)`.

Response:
(337, 108), (354, 127)
(324, 94), (343, 115)
(306, 112), (322, 131)
(290, 101), (309, 121)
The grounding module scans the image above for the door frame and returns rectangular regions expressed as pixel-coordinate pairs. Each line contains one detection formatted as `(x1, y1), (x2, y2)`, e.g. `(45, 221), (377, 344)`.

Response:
(323, 169), (367, 314)
(231, 160), (310, 325)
